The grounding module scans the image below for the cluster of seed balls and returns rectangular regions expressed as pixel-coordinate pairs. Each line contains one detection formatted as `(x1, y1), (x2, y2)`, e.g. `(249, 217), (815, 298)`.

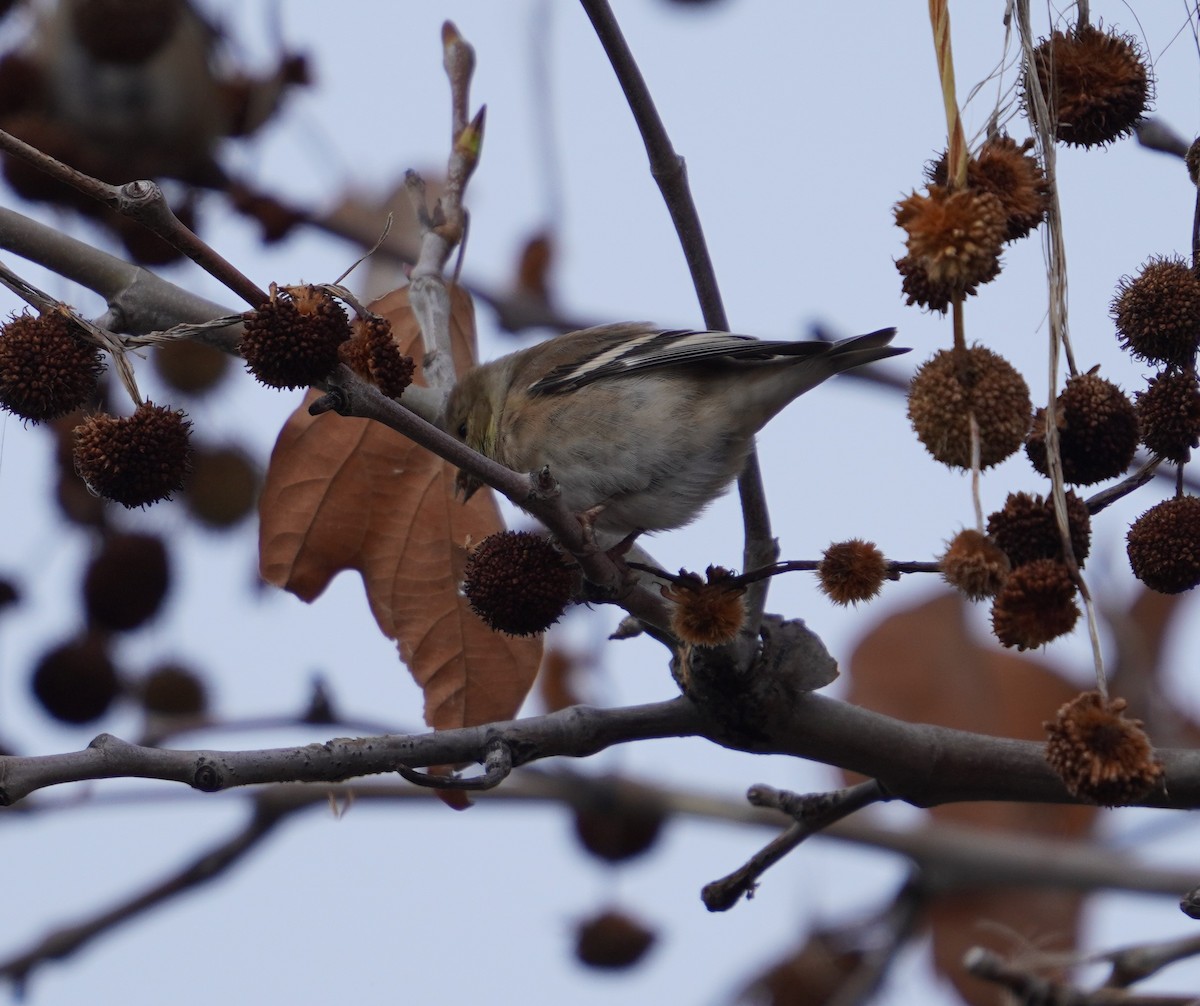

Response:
(895, 22), (1149, 313)
(26, 531), (209, 726)
(0, 285), (414, 511)
(241, 283), (414, 398)
(904, 245), (1200, 653)
(0, 307), (190, 507)
(889, 19), (1200, 654)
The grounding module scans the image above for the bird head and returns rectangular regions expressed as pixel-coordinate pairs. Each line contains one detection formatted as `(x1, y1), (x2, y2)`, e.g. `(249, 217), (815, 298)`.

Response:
(442, 366), (501, 502)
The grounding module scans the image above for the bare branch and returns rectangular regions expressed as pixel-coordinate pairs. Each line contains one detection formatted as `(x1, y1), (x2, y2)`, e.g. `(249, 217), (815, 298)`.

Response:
(965, 946), (1199, 1005)
(702, 780), (887, 910)
(0, 205), (242, 349)
(0, 793), (290, 990)
(0, 127), (267, 306)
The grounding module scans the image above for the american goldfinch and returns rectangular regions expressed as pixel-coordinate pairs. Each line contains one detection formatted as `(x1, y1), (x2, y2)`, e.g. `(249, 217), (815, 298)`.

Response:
(442, 322), (904, 540)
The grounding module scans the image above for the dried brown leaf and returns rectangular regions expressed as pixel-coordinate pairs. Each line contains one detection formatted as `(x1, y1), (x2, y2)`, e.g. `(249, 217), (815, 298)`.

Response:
(258, 286), (541, 731)
(846, 591), (1096, 1005)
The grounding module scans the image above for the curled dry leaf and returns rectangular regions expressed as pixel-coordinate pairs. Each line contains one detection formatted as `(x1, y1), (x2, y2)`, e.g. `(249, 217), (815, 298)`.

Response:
(258, 286), (542, 731)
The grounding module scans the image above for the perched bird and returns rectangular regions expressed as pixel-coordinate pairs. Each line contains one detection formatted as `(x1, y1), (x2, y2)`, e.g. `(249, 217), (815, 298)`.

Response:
(442, 323), (905, 541)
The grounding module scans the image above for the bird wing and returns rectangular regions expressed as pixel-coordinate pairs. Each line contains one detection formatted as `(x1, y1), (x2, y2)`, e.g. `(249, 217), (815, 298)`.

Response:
(528, 326), (899, 394)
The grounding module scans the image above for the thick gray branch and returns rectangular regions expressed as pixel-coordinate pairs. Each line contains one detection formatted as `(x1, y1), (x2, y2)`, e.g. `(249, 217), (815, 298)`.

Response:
(3, 694), (1200, 812)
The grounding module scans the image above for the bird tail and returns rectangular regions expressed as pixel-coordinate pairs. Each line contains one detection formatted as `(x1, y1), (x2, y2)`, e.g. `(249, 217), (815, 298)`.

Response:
(827, 327), (907, 372)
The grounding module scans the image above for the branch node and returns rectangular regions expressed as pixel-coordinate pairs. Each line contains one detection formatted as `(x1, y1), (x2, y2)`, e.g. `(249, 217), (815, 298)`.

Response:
(308, 389), (347, 417)
(192, 761), (222, 793)
(397, 739), (513, 792)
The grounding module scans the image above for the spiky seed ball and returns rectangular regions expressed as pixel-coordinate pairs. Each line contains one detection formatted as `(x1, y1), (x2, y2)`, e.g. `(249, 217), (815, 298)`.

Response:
(1026, 24), (1151, 148)
(141, 663), (208, 717)
(337, 315), (415, 399)
(1045, 691), (1163, 806)
(1136, 370), (1200, 464)
(927, 134), (1050, 242)
(31, 636), (121, 724)
(817, 540), (888, 605)
(661, 566), (746, 645)
(1025, 373), (1139, 484)
(987, 490), (1091, 569)
(1188, 137), (1200, 186)
(241, 285), (351, 390)
(573, 794), (665, 863)
(1126, 496), (1200, 594)
(0, 311), (105, 422)
(83, 532), (170, 632)
(991, 558), (1080, 650)
(894, 186), (1007, 312)
(462, 530), (574, 636)
(153, 339), (231, 396)
(894, 256), (963, 316)
(73, 401), (192, 508)
(575, 910), (656, 970)
(1111, 257), (1200, 368)
(184, 444), (259, 528)
(907, 346), (1032, 469)
(940, 528), (1010, 600)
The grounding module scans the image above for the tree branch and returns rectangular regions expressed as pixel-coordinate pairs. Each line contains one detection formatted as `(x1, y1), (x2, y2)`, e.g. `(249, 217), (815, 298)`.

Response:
(4, 693), (1200, 811)
(576, 0), (779, 627)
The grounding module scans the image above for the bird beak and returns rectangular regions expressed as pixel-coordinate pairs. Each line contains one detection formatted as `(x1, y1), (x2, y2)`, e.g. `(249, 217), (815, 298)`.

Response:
(455, 468), (482, 503)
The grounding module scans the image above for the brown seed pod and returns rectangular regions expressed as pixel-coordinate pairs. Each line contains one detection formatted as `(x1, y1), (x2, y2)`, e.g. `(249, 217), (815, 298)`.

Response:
(31, 635), (121, 724)
(939, 528), (1010, 600)
(1026, 24), (1151, 148)
(661, 566), (746, 645)
(1136, 369), (1200, 464)
(152, 338), (231, 397)
(0, 311), (105, 422)
(990, 558), (1080, 650)
(574, 910), (656, 970)
(1188, 137), (1200, 186)
(73, 401), (192, 508)
(141, 663), (208, 717)
(1025, 372), (1139, 484)
(572, 790), (666, 863)
(1044, 691), (1164, 806)
(83, 532), (170, 632)
(1126, 495), (1200, 594)
(894, 185), (1007, 312)
(241, 285), (351, 390)
(1111, 256), (1200, 368)
(986, 490), (1091, 569)
(184, 444), (259, 528)
(462, 530), (575, 636)
(907, 346), (1032, 469)
(927, 134), (1050, 242)
(337, 315), (415, 399)
(816, 540), (888, 606)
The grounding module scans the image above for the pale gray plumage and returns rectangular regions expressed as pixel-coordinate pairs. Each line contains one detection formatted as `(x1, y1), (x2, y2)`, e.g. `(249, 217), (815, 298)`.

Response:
(441, 322), (904, 540)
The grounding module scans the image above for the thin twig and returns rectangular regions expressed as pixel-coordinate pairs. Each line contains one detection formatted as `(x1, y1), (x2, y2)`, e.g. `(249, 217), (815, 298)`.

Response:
(0, 793), (291, 990)
(0, 126), (268, 306)
(576, 0), (780, 627)
(701, 780), (886, 911)
(965, 946), (1198, 1005)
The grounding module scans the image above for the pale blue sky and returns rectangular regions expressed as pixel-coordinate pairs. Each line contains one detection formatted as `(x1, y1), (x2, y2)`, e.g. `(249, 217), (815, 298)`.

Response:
(1, 2), (1199, 1003)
